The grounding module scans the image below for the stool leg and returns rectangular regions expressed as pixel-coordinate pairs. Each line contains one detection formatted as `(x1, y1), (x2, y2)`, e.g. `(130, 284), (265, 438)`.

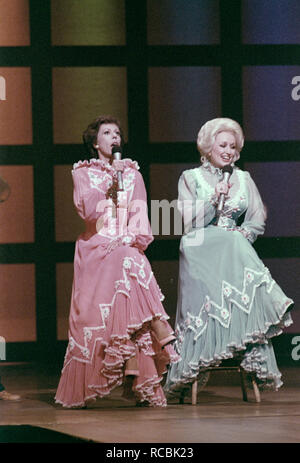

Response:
(252, 376), (261, 403)
(239, 368), (248, 402)
(191, 380), (198, 405)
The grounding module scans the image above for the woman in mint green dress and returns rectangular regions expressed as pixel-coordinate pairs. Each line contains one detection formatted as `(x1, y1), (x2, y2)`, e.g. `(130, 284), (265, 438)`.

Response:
(164, 118), (293, 397)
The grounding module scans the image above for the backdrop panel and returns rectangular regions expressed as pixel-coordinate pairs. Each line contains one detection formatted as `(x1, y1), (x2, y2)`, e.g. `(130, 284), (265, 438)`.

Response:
(243, 66), (300, 141)
(54, 164), (84, 242)
(0, 263), (36, 342)
(242, 0), (300, 44)
(0, 0), (30, 46)
(0, 166), (34, 244)
(51, 0), (126, 46)
(147, 0), (220, 45)
(52, 67), (128, 144)
(0, 68), (32, 145)
(245, 162), (300, 237)
(148, 67), (221, 142)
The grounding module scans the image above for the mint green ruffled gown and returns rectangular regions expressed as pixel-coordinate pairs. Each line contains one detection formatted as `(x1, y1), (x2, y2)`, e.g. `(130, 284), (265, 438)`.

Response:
(164, 161), (293, 396)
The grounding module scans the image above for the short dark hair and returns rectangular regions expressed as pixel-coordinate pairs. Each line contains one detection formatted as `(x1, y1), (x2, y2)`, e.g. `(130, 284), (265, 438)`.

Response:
(82, 115), (125, 157)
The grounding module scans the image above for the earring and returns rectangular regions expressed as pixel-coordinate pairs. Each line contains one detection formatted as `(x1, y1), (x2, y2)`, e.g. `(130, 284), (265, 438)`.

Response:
(94, 144), (99, 149)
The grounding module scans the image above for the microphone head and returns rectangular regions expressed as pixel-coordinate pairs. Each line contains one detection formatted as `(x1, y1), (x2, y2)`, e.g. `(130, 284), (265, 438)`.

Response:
(222, 165), (233, 175)
(112, 145), (122, 155)
(111, 145), (122, 161)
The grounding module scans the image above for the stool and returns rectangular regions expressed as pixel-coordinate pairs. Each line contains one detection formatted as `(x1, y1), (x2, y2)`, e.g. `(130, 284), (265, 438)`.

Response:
(179, 365), (261, 405)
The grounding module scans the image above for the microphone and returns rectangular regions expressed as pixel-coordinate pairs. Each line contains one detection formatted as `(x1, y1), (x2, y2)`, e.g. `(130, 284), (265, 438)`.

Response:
(216, 165), (233, 223)
(112, 145), (124, 191)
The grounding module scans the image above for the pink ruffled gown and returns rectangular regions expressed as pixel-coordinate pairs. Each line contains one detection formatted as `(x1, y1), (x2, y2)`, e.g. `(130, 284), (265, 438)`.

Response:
(55, 158), (179, 408)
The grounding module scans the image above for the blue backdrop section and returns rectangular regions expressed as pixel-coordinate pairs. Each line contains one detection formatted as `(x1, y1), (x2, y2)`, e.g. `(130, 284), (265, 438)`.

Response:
(147, 0), (220, 44)
(243, 66), (300, 140)
(242, 0), (300, 44)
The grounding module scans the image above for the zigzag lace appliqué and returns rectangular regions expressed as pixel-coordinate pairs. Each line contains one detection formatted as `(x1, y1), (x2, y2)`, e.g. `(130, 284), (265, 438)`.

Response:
(176, 265), (275, 344)
(63, 254), (165, 368)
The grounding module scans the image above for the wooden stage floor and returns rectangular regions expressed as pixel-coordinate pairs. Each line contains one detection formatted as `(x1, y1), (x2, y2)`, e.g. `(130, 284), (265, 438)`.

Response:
(0, 362), (299, 444)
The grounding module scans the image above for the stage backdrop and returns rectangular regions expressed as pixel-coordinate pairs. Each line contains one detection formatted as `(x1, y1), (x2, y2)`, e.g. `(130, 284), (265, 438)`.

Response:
(0, 0), (299, 365)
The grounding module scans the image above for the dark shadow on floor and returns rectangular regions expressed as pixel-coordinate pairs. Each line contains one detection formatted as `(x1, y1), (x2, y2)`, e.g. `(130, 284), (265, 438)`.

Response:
(0, 425), (92, 443)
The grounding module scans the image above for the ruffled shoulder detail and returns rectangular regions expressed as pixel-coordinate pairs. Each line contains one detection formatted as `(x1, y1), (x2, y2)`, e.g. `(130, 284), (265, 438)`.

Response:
(72, 157), (140, 172)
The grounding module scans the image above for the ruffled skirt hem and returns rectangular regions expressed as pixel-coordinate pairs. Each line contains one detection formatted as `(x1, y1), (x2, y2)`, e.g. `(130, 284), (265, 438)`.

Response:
(165, 226), (294, 396)
(164, 301), (293, 394)
(55, 318), (180, 409)
(55, 244), (181, 408)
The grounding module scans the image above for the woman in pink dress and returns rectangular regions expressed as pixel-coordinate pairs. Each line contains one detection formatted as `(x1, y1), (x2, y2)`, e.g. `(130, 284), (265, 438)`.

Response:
(55, 115), (179, 408)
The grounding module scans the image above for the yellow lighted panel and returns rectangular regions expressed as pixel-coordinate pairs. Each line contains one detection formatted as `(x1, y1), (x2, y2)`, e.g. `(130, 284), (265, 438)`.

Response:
(52, 67), (128, 144)
(51, 0), (125, 45)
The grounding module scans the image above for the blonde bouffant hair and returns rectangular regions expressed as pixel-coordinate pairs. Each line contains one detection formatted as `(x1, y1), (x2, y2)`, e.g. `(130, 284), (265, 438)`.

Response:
(197, 118), (244, 163)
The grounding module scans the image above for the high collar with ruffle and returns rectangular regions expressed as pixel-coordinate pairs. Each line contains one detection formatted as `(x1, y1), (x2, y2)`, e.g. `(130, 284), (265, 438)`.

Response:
(72, 157), (140, 173)
(201, 159), (234, 177)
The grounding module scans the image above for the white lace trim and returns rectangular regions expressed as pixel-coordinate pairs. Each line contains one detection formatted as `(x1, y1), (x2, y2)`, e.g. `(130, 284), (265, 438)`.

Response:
(169, 287), (293, 393)
(201, 160), (224, 176)
(179, 266), (276, 339)
(166, 311), (291, 393)
(134, 376), (167, 407)
(62, 253), (168, 369)
(72, 157), (140, 172)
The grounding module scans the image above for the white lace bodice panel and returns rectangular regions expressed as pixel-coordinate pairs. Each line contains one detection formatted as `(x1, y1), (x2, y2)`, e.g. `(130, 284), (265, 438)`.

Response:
(178, 161), (266, 243)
